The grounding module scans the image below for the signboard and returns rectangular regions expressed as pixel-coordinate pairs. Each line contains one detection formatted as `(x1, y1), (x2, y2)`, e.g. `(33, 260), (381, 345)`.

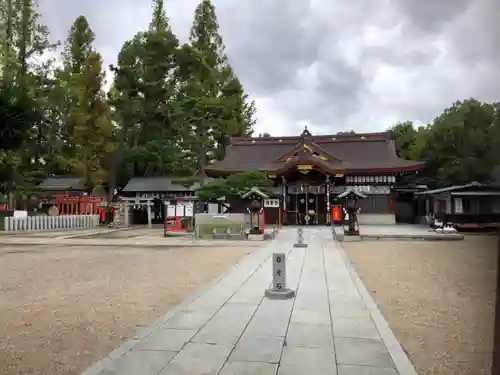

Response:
(297, 164), (313, 171)
(272, 253), (286, 290)
(184, 203), (194, 217)
(166, 204), (177, 217)
(264, 199), (279, 207)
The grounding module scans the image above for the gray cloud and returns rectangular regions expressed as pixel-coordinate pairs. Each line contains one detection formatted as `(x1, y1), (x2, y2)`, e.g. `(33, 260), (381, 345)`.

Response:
(392, 0), (473, 33)
(38, 0), (500, 135)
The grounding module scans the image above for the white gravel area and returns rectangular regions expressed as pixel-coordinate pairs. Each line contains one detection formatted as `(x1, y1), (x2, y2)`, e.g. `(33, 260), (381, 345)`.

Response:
(343, 235), (497, 375)
(0, 244), (256, 375)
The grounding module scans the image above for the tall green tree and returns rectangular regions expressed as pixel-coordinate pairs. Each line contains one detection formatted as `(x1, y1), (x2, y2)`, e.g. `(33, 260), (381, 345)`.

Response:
(107, 36), (144, 193)
(62, 15), (94, 74)
(108, 0), (185, 192)
(180, 0), (255, 172)
(0, 0), (57, 199)
(60, 15), (95, 158)
(72, 51), (113, 193)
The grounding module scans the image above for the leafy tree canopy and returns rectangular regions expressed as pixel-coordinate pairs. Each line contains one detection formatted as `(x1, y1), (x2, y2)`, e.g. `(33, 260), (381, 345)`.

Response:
(0, 82), (40, 150)
(196, 171), (274, 201)
(389, 99), (500, 187)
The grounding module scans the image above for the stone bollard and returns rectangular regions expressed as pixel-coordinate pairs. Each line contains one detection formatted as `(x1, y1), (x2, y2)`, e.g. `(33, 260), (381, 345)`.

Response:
(293, 227), (308, 248)
(265, 253), (296, 300)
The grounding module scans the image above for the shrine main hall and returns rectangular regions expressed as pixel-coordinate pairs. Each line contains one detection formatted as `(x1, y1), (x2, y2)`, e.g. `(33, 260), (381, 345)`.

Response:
(205, 127), (425, 226)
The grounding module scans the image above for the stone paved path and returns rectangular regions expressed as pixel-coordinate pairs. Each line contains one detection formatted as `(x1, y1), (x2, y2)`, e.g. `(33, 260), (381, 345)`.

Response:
(81, 227), (417, 375)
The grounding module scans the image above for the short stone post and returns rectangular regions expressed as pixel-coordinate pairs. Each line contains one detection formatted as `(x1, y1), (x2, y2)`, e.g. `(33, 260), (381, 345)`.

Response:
(293, 228), (308, 248)
(124, 203), (130, 227)
(147, 202), (152, 229)
(265, 253), (296, 300)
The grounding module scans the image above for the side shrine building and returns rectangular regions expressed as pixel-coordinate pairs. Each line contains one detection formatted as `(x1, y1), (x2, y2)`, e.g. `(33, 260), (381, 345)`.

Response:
(205, 127), (425, 226)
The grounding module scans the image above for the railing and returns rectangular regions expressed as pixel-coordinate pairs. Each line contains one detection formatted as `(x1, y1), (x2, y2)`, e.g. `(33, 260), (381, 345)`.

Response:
(4, 215), (99, 232)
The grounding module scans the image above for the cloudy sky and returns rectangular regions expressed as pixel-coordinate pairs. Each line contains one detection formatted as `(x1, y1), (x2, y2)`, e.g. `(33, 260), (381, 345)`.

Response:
(39, 0), (499, 136)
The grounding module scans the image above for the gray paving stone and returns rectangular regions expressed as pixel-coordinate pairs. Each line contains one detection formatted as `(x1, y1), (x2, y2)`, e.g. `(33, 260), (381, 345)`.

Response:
(158, 343), (232, 375)
(243, 315), (289, 338)
(163, 310), (214, 330)
(338, 365), (399, 375)
(255, 298), (294, 317)
(216, 303), (259, 321)
(219, 361), (278, 375)
(298, 284), (328, 295)
(294, 294), (330, 311)
(185, 295), (229, 311)
(327, 279), (358, 293)
(230, 336), (284, 363)
(100, 350), (177, 375)
(286, 323), (334, 347)
(332, 317), (381, 340)
(277, 346), (336, 375)
(335, 337), (395, 368)
(330, 300), (370, 318)
(229, 290), (265, 304)
(191, 327), (242, 346)
(329, 291), (363, 304)
(191, 304), (256, 346)
(290, 309), (331, 326)
(134, 329), (196, 351)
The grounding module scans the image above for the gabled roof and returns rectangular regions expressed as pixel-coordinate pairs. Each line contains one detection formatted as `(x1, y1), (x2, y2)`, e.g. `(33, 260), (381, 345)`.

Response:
(241, 187), (270, 199)
(205, 128), (425, 175)
(275, 137), (341, 163)
(38, 176), (85, 191)
(122, 176), (214, 193)
(336, 189), (367, 199)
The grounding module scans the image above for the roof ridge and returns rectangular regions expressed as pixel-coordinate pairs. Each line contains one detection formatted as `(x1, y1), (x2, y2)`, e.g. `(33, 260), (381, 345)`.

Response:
(231, 132), (390, 145)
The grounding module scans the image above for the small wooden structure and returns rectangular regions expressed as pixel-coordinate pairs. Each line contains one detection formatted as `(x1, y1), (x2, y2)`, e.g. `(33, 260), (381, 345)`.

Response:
(416, 182), (500, 229)
(241, 187), (268, 234)
(120, 176), (210, 224)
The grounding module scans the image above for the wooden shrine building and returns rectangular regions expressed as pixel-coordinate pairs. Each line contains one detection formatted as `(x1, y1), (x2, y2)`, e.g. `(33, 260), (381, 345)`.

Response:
(205, 127), (425, 225)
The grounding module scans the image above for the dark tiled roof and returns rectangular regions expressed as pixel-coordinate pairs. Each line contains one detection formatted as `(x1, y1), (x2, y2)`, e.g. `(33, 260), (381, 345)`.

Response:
(122, 176), (214, 193)
(205, 131), (425, 174)
(38, 176), (85, 191)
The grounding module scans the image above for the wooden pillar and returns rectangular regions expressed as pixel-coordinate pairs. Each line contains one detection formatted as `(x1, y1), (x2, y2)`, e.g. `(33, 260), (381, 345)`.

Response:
(326, 175), (331, 225)
(281, 176), (287, 225)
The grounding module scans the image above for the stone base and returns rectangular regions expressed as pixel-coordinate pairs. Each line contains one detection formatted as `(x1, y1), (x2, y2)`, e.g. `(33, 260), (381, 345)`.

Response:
(265, 288), (296, 300)
(247, 234), (265, 241)
(343, 235), (361, 242)
(293, 243), (308, 248)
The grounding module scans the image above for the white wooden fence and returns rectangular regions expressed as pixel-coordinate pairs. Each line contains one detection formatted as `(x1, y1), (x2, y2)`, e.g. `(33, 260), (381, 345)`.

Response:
(4, 215), (99, 232)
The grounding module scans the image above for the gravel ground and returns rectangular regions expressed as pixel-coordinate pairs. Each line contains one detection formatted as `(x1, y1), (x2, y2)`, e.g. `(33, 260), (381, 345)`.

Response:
(343, 235), (497, 375)
(0, 244), (256, 375)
